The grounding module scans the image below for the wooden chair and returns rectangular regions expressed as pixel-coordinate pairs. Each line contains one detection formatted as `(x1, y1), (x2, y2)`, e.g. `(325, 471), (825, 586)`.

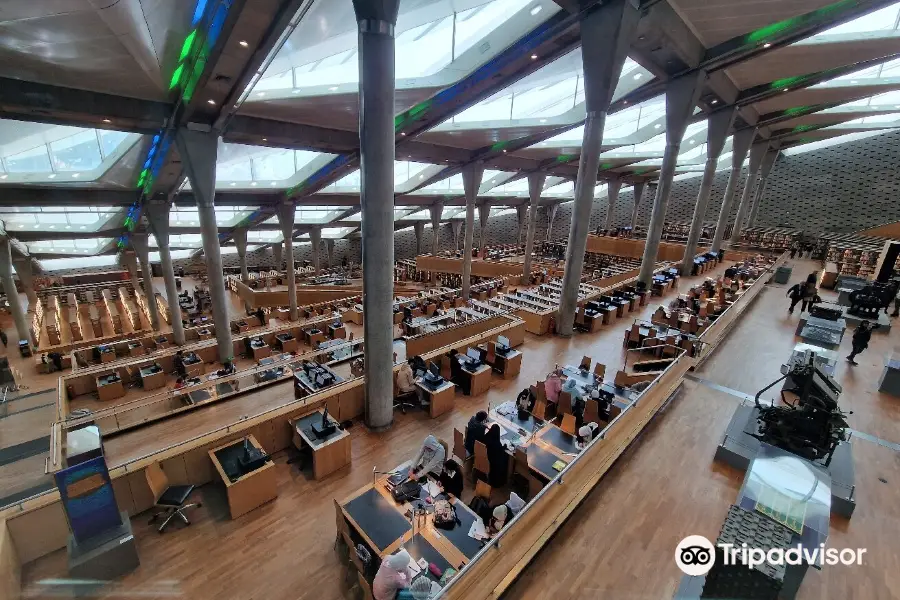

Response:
(583, 399), (601, 426)
(558, 390), (572, 415)
(486, 342), (497, 365)
(356, 571), (374, 600)
(453, 428), (469, 462)
(560, 413), (577, 435)
(580, 356), (591, 370)
(474, 441), (490, 480)
(593, 363), (606, 381)
(532, 400), (547, 421)
(535, 380), (547, 404)
(474, 479), (492, 502)
(145, 462), (200, 533)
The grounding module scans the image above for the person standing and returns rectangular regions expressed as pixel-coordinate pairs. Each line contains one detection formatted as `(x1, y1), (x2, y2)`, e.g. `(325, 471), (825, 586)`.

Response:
(847, 320), (880, 365)
(786, 282), (805, 314)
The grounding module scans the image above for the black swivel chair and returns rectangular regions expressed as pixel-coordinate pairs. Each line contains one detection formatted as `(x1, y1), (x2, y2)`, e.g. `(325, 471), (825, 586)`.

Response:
(145, 462), (201, 533)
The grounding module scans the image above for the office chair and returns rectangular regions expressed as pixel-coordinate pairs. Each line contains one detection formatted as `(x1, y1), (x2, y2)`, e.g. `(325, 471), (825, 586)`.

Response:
(145, 462), (201, 533)
(473, 441), (490, 482)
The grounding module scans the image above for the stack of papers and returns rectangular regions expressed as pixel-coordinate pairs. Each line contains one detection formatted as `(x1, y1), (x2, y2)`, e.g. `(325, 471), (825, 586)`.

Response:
(468, 518), (489, 541)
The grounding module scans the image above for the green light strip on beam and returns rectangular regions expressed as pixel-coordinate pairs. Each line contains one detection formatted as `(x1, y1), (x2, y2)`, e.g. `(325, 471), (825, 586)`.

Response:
(746, 0), (857, 44)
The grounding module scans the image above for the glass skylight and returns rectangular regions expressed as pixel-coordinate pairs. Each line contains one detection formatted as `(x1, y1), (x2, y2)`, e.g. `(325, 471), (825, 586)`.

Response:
(0, 207), (117, 231)
(213, 144), (327, 186)
(170, 206), (256, 228)
(28, 238), (114, 255)
(804, 3), (900, 40)
(247, 230), (284, 243)
(42, 255), (120, 271)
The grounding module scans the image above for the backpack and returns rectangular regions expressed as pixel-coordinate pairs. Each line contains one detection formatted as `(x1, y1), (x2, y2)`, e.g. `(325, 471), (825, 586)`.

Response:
(433, 499), (459, 529)
(468, 495), (492, 522)
(391, 481), (421, 503)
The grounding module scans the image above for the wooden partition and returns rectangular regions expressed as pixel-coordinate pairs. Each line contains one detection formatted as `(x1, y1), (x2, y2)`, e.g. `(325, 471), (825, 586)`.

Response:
(0, 520), (20, 600)
(405, 314), (523, 357)
(102, 289), (122, 334)
(415, 255), (527, 277)
(585, 235), (709, 262)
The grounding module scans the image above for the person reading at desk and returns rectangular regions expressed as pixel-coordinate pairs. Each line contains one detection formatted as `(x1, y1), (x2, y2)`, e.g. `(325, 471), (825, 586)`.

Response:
(174, 350), (187, 378)
(216, 360), (236, 377)
(408, 434), (445, 480)
(488, 492), (526, 534)
(396, 357), (420, 403)
(438, 460), (463, 498)
(448, 349), (470, 395)
(464, 411), (489, 456)
(544, 369), (562, 404)
(577, 423), (600, 450)
(373, 552), (411, 600)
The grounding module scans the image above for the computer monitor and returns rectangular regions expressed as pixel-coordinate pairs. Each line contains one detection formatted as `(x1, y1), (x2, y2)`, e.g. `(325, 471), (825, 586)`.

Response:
(466, 348), (480, 361)
(428, 362), (441, 378)
(315, 374), (326, 387)
(497, 335), (510, 348)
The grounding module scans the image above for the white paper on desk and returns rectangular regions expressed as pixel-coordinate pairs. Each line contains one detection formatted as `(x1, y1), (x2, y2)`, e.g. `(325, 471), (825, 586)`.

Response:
(468, 517), (489, 541)
(407, 561), (422, 578)
(425, 480), (442, 497)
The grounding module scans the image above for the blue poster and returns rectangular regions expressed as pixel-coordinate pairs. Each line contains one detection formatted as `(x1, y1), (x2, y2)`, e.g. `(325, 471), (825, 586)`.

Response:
(54, 456), (121, 544)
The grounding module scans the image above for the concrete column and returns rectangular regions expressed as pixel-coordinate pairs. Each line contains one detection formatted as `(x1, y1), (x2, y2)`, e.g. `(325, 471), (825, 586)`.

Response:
(451, 221), (462, 251)
(233, 227), (252, 312)
(354, 0), (400, 431)
(12, 257), (37, 310)
(515, 204), (528, 245)
(461, 163), (483, 299)
(145, 200), (186, 345)
(310, 226), (322, 274)
(711, 128), (755, 252)
(0, 238), (30, 345)
(637, 72), (705, 286)
(604, 178), (622, 230)
(557, 0), (638, 336)
(429, 202), (442, 283)
(272, 243), (283, 269)
(175, 128), (233, 362)
(680, 107), (736, 275)
(326, 239), (335, 267)
(748, 149), (779, 227)
(477, 202), (491, 250)
(629, 182), (645, 230)
(413, 222), (425, 257)
(523, 174), (544, 279)
(546, 204), (559, 241)
(130, 233), (161, 331)
(276, 202), (298, 320)
(730, 141), (768, 245)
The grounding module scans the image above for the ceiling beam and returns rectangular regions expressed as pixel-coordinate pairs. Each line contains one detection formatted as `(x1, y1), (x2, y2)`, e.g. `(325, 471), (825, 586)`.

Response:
(0, 187), (138, 207)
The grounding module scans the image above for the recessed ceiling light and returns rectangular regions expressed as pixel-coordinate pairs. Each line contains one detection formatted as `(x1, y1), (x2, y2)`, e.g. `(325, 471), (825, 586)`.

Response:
(530, 5), (542, 16)
(329, 86), (338, 91)
(783, 88), (789, 92)
(711, 99), (718, 105)
(239, 40), (249, 47)
(65, 225), (72, 229)
(531, 54), (538, 60)
(256, 92), (266, 97)
(502, 149), (507, 153)
(48, 174), (56, 179)
(271, 181), (277, 186)
(850, 80), (858, 84)
(654, 124), (661, 129)
(401, 132), (406, 136)
(690, 140), (696, 144)
(633, 73), (642, 80)
(262, 138), (267, 142)
(72, 173), (80, 178)
(763, 43), (771, 48)
(250, 181), (258, 186)
(292, 89), (301, 94)
(18, 224), (24, 229)
(80, 225), (86, 230)
(230, 182), (236, 186)
(102, 118), (111, 123)
(49, 225), (55, 229)
(207, 99), (216, 105)
(0, 174), (6, 180)
(623, 100), (628, 104)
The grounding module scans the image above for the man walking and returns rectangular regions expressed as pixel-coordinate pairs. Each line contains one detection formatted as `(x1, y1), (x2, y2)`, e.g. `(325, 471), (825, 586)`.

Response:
(847, 320), (880, 365)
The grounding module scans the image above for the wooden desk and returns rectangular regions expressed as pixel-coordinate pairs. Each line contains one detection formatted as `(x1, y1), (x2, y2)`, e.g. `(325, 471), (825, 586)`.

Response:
(96, 376), (125, 401)
(275, 334), (298, 353)
(128, 344), (145, 358)
(291, 409), (351, 480)
(197, 328), (212, 340)
(183, 358), (204, 377)
(328, 324), (346, 339)
(345, 307), (363, 324)
(250, 343), (272, 360)
(462, 364), (492, 396)
(417, 379), (456, 418)
(307, 331), (326, 347)
(99, 350), (115, 363)
(209, 435), (277, 519)
(234, 321), (250, 333)
(139, 366), (166, 391)
(494, 350), (522, 379)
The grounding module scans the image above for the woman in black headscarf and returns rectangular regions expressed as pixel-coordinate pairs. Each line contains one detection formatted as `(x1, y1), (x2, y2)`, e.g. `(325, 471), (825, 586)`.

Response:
(484, 424), (508, 487)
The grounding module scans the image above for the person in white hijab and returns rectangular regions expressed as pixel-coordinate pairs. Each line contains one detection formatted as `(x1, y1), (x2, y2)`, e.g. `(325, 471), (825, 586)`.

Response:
(577, 423), (599, 450)
(488, 492), (526, 534)
(409, 576), (440, 600)
(373, 551), (411, 600)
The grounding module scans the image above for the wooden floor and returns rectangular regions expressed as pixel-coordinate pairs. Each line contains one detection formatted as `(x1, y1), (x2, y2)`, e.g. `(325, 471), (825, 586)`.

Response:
(17, 258), (900, 600)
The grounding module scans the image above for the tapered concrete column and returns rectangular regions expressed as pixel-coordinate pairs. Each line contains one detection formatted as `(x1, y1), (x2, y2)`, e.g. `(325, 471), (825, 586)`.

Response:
(12, 258), (37, 309)
(0, 238), (30, 345)
(413, 222), (425, 257)
(326, 239), (335, 267)
(233, 227), (253, 312)
(515, 204), (528, 244)
(730, 141), (768, 245)
(477, 202), (491, 250)
(275, 202), (298, 320)
(310, 227), (322, 274)
(546, 204), (559, 241)
(176, 128), (233, 362)
(145, 201), (186, 345)
(680, 107), (736, 275)
(523, 174), (544, 279)
(558, 0), (638, 336)
(604, 178), (622, 230)
(629, 182), (645, 230)
(451, 221), (462, 251)
(354, 0), (400, 431)
(461, 163), (483, 299)
(748, 149), (779, 227)
(130, 233), (161, 331)
(711, 127), (755, 252)
(273, 244), (283, 269)
(429, 202), (442, 283)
